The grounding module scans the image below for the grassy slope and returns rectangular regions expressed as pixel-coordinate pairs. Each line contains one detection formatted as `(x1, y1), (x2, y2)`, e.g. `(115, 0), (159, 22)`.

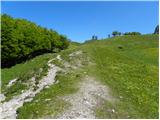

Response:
(1, 42), (87, 118)
(17, 42), (90, 118)
(1, 53), (54, 101)
(1, 42), (80, 84)
(81, 35), (158, 118)
(16, 43), (91, 118)
(1, 35), (158, 118)
(1, 42), (81, 101)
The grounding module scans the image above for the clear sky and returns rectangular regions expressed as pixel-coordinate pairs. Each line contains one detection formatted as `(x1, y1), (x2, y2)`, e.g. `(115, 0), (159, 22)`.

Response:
(1, 1), (159, 43)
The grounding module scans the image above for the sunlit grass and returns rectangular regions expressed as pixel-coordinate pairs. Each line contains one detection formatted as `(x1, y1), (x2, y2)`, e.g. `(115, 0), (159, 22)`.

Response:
(82, 35), (158, 118)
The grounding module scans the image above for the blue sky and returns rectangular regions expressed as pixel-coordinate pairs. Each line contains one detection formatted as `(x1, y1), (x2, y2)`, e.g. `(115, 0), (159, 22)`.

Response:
(1, 1), (159, 43)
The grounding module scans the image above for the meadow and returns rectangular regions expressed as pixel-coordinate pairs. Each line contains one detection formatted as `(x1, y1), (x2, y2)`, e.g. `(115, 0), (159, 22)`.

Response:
(1, 34), (159, 118)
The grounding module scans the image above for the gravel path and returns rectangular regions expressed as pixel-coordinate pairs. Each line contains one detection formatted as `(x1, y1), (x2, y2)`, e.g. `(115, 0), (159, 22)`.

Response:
(57, 76), (113, 119)
(1, 51), (112, 119)
(0, 57), (60, 119)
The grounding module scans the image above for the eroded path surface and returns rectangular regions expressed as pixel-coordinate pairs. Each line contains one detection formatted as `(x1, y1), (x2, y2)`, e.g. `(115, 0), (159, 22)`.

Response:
(1, 50), (114, 119)
(57, 76), (113, 119)
(0, 57), (60, 119)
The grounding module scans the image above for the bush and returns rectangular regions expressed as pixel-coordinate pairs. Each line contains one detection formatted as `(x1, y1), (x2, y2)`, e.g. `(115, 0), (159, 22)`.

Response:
(112, 31), (121, 37)
(124, 32), (141, 35)
(1, 14), (69, 68)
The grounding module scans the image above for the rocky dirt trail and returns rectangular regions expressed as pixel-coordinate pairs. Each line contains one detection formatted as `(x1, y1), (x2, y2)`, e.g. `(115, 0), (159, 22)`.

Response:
(0, 51), (83, 119)
(57, 76), (114, 119)
(1, 50), (114, 119)
(0, 56), (60, 119)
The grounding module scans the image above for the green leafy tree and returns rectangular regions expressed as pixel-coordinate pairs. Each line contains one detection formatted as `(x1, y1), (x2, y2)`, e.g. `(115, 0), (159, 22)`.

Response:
(1, 14), (69, 68)
(118, 32), (121, 36)
(112, 31), (119, 37)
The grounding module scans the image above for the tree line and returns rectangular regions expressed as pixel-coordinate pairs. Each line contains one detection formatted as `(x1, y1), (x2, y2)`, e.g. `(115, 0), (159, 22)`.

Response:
(91, 31), (142, 40)
(110, 25), (159, 37)
(111, 31), (141, 37)
(1, 14), (69, 68)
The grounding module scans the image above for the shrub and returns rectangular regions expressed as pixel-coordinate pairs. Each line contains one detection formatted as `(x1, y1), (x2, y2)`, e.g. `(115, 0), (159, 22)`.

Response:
(124, 32), (141, 35)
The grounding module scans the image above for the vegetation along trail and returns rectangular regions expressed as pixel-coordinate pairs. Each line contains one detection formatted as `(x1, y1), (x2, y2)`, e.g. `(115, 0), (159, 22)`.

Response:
(0, 56), (60, 119)
(1, 14), (158, 119)
(1, 35), (159, 119)
(56, 76), (114, 119)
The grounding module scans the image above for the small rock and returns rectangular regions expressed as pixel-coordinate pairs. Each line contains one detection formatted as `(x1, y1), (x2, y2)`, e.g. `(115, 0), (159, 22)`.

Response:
(56, 55), (62, 61)
(45, 99), (51, 101)
(45, 86), (50, 89)
(7, 78), (17, 87)
(0, 94), (6, 101)
(112, 109), (115, 113)
(24, 98), (33, 102)
(83, 97), (87, 101)
(55, 80), (59, 84)
(85, 101), (90, 105)
(21, 90), (24, 93)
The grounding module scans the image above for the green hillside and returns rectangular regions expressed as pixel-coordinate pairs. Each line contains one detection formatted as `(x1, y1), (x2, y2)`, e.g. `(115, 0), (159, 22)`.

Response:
(1, 35), (159, 118)
(81, 35), (159, 118)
